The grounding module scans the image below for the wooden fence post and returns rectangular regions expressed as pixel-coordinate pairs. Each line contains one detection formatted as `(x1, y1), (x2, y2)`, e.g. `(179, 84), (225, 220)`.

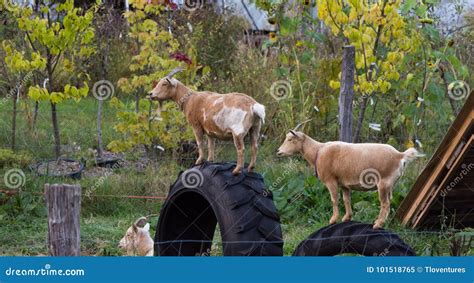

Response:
(45, 183), (81, 256)
(338, 45), (355, 143)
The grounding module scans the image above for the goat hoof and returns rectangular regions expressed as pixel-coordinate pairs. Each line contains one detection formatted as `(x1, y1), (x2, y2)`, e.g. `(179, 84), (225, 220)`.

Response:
(342, 215), (352, 222)
(329, 218), (338, 225)
(231, 168), (242, 175)
(195, 159), (204, 165)
(372, 222), (383, 229)
(247, 166), (254, 172)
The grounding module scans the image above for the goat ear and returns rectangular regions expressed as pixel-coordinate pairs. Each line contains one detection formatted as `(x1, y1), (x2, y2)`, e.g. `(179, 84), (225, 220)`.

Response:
(165, 78), (177, 87)
(143, 223), (150, 232)
(134, 217), (147, 228)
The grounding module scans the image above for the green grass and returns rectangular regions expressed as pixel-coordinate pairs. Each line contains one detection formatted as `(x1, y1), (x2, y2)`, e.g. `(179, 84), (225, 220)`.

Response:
(0, 98), (120, 158)
(0, 98), (471, 256)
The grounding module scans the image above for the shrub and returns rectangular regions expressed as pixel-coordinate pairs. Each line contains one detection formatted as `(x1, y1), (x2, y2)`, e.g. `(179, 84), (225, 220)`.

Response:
(0, 149), (32, 168)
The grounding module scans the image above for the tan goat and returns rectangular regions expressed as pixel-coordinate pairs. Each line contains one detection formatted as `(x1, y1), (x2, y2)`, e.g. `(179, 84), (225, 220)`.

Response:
(118, 217), (154, 256)
(277, 123), (423, 229)
(148, 69), (265, 175)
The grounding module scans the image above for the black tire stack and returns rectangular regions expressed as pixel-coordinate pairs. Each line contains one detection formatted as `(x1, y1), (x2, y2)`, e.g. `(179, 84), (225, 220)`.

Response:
(293, 221), (416, 256)
(155, 162), (284, 256)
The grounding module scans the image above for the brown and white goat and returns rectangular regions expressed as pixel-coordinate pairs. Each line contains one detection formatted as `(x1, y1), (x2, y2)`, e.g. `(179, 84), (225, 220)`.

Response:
(118, 217), (154, 256)
(277, 123), (423, 229)
(148, 69), (265, 175)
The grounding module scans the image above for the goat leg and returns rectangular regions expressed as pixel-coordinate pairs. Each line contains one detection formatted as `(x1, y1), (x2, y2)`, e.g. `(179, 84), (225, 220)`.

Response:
(373, 184), (391, 229)
(341, 188), (352, 222)
(232, 134), (244, 175)
(207, 136), (215, 162)
(192, 127), (205, 164)
(326, 180), (340, 225)
(247, 124), (260, 172)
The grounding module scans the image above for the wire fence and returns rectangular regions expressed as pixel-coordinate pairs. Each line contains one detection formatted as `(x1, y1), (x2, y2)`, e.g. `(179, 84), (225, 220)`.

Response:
(0, 188), (167, 201)
(17, 221), (472, 257)
(2, 180), (472, 257)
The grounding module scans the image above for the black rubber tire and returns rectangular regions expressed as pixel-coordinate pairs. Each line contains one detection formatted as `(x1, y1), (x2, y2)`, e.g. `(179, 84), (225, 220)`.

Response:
(155, 161), (284, 256)
(293, 221), (416, 256)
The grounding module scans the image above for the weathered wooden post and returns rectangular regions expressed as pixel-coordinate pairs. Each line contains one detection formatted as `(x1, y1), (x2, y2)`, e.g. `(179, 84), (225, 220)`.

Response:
(45, 183), (81, 256)
(338, 45), (355, 143)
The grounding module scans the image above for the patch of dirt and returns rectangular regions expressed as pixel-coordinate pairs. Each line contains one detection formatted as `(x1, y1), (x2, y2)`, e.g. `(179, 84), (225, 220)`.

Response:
(121, 157), (154, 173)
(94, 151), (123, 162)
(36, 159), (82, 176)
(82, 167), (114, 179)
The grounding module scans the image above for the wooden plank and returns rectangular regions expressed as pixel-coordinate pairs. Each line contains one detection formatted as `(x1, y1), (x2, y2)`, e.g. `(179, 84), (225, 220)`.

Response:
(446, 141), (466, 169)
(45, 183), (81, 256)
(401, 114), (473, 226)
(413, 136), (474, 227)
(397, 92), (474, 224)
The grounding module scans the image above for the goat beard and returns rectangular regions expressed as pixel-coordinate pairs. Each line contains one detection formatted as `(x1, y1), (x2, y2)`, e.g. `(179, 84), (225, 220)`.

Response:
(150, 101), (163, 121)
(155, 100), (163, 117)
(157, 101), (163, 114)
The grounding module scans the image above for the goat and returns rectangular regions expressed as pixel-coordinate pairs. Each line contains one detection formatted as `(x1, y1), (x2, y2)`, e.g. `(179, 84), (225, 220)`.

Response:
(118, 217), (154, 256)
(277, 121), (423, 229)
(148, 68), (265, 175)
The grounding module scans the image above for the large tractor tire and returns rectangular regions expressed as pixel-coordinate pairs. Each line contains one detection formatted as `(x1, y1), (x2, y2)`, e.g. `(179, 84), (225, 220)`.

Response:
(155, 162), (284, 256)
(293, 221), (416, 256)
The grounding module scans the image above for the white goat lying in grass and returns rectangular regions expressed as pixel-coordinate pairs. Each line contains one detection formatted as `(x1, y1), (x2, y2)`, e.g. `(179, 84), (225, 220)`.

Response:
(118, 217), (154, 256)
(277, 121), (424, 229)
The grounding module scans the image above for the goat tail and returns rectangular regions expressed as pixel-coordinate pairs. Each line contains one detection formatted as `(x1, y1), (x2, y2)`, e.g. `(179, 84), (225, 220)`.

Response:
(402, 148), (425, 163)
(252, 103), (266, 124)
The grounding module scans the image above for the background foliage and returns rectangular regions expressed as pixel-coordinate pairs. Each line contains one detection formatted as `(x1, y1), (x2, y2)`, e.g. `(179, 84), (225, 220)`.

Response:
(0, 0), (472, 255)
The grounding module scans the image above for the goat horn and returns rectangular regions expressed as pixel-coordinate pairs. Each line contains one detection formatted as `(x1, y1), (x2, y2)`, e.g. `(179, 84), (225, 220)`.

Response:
(166, 67), (184, 78)
(293, 119), (313, 131)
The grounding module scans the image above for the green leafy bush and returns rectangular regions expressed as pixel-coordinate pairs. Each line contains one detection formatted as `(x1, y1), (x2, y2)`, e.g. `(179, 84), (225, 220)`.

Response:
(0, 149), (32, 168)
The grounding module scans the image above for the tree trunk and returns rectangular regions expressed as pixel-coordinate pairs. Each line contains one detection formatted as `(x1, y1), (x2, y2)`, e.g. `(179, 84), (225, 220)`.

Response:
(439, 63), (458, 115)
(97, 46), (109, 158)
(97, 99), (103, 157)
(33, 101), (39, 130)
(11, 87), (18, 151)
(51, 102), (61, 159)
(45, 183), (81, 256)
(135, 92), (139, 113)
(353, 95), (368, 143)
(338, 45), (355, 143)
(46, 47), (60, 159)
